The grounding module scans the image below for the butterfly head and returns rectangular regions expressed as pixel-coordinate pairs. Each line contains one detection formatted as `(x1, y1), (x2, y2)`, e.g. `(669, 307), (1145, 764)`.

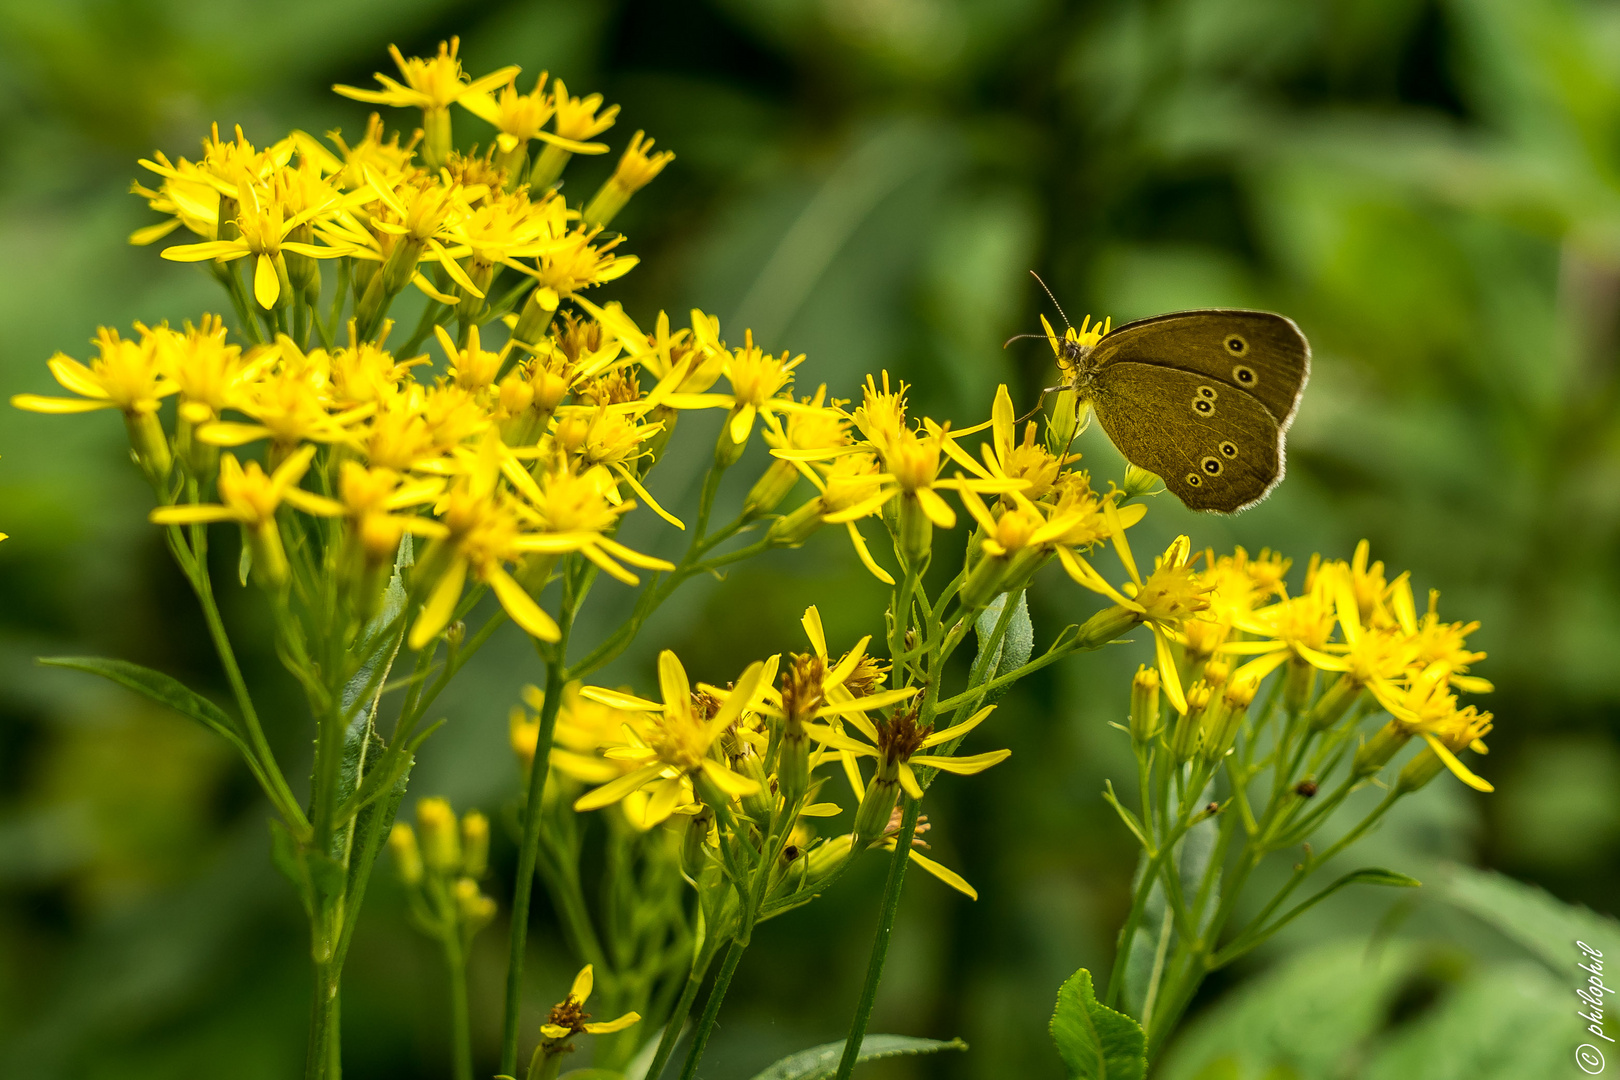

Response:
(1041, 313), (1111, 386)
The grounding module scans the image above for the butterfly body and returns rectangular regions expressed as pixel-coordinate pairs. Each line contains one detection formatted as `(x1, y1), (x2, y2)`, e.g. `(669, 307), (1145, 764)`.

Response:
(1056, 309), (1310, 513)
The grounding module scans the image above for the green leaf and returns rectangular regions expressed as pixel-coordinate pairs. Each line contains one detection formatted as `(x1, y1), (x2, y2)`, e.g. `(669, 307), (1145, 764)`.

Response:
(1050, 968), (1146, 1080)
(974, 589), (1032, 704)
(747, 1035), (966, 1080)
(1441, 863), (1620, 974)
(1219, 869), (1420, 965)
(39, 656), (249, 758)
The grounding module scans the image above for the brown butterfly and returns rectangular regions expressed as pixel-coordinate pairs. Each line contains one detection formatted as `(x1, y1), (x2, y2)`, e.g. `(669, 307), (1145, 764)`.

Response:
(1019, 280), (1310, 513)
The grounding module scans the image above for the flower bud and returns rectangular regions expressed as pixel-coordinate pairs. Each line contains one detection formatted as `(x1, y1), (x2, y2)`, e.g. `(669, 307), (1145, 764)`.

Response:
(715, 416), (748, 468)
(1201, 658), (1230, 691)
(1305, 674), (1362, 732)
(453, 876), (496, 932)
(798, 832), (854, 889)
(743, 459), (800, 519)
(681, 807), (715, 879)
(1075, 605), (1142, 649)
(388, 822), (423, 885)
(1201, 678), (1254, 763)
(959, 547), (1010, 611)
(461, 811), (490, 878)
(511, 289), (557, 348)
(1121, 463), (1162, 500)
(1283, 656), (1317, 714)
(1352, 719), (1411, 779)
(1169, 681), (1213, 765)
(777, 725), (811, 811)
(853, 775), (900, 848)
(737, 748), (774, 823)
(1129, 665), (1162, 744)
(767, 499), (825, 548)
(416, 797), (462, 874)
(897, 494), (932, 567)
(1395, 746), (1445, 794)
(124, 410), (172, 485)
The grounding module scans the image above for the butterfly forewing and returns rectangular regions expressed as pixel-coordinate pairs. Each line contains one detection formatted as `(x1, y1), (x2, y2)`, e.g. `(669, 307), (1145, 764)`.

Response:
(1090, 362), (1284, 512)
(1089, 310), (1309, 426)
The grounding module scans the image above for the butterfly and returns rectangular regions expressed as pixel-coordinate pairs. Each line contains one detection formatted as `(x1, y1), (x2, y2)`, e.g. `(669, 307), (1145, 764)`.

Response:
(1018, 279), (1311, 513)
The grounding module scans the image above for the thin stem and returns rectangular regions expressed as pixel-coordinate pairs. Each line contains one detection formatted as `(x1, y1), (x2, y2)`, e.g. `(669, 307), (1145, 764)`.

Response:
(445, 932), (473, 1080)
(675, 938), (746, 1080)
(499, 624), (573, 1077)
(642, 948), (712, 1080)
(833, 798), (919, 1080)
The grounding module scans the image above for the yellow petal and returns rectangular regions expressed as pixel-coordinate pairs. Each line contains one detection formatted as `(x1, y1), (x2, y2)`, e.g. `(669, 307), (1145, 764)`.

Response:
(583, 1012), (641, 1034)
(657, 650), (689, 713)
(1154, 629), (1188, 714)
(569, 965), (594, 1004)
(489, 567), (561, 642)
(904, 846), (977, 900)
(253, 253), (280, 309)
(802, 606), (827, 658)
(898, 763), (925, 800)
(920, 703), (996, 748)
(700, 758), (759, 798)
(10, 394), (114, 414)
(574, 763), (665, 811)
(1419, 732), (1494, 792)
(909, 749), (1010, 774)
(580, 686), (662, 712)
(409, 557), (468, 651)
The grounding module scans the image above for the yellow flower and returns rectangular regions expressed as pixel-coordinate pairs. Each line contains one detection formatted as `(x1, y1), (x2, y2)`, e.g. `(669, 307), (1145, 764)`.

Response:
(583, 131), (675, 226)
(514, 226), (638, 313)
(574, 652), (773, 825)
(1062, 520), (1210, 713)
(811, 699), (1007, 802)
(160, 316), (275, 425)
(160, 180), (347, 309)
(941, 384), (1066, 502)
(437, 324), (505, 392)
(149, 445), (342, 582)
(548, 79), (620, 149)
(505, 461), (676, 585)
(409, 446), (561, 649)
(333, 38), (518, 166)
(458, 72), (555, 154)
(336, 462), (446, 563)
(13, 326), (176, 417)
(537, 965), (640, 1043)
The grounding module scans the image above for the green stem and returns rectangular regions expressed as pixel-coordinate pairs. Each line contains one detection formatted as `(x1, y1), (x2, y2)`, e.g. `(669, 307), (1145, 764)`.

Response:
(445, 932), (473, 1080)
(305, 957), (341, 1080)
(675, 938), (746, 1080)
(499, 625), (572, 1076)
(833, 798), (919, 1080)
(642, 947), (713, 1080)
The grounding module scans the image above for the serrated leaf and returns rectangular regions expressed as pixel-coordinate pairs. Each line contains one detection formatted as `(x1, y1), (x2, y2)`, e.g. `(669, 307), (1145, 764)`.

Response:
(1441, 863), (1620, 974)
(974, 590), (1033, 704)
(747, 1035), (966, 1080)
(39, 656), (250, 757)
(1051, 968), (1146, 1080)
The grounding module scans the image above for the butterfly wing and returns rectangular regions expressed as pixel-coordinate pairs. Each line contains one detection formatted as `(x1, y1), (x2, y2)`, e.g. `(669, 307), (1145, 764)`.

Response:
(1089, 310), (1309, 427)
(1090, 362), (1285, 512)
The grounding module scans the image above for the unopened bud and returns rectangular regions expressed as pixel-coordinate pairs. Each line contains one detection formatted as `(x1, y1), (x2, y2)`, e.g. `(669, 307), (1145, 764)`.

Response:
(715, 416), (748, 468)
(124, 410), (172, 485)
(776, 725), (810, 810)
(461, 811), (489, 878)
(1121, 463), (1162, 500)
(1395, 746), (1445, 793)
(453, 876), (496, 931)
(1201, 659), (1229, 690)
(897, 493), (932, 566)
(768, 499), (825, 548)
(853, 776), (900, 848)
(1305, 674), (1362, 732)
(1129, 665), (1162, 744)
(1352, 719), (1411, 779)
(388, 822), (423, 885)
(1075, 605), (1142, 649)
(681, 808), (715, 879)
(416, 797), (461, 873)
(1283, 656), (1317, 714)
(1170, 681), (1212, 764)
(743, 459), (800, 519)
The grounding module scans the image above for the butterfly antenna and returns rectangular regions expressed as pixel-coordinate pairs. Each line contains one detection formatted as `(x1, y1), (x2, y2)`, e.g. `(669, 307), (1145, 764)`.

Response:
(1002, 332), (1049, 349)
(1029, 270), (1072, 330)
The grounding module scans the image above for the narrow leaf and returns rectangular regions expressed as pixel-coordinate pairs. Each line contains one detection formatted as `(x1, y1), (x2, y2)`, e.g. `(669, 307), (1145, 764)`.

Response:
(40, 656), (249, 756)
(1051, 967), (1146, 1080)
(747, 1035), (966, 1080)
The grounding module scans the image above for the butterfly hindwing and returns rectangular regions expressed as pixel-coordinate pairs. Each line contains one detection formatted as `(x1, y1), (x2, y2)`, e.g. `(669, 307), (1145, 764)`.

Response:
(1089, 362), (1284, 512)
(1089, 310), (1309, 426)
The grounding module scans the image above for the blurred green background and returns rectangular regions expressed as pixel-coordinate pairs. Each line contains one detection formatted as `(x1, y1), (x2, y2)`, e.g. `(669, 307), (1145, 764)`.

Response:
(1, 0), (1616, 1077)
